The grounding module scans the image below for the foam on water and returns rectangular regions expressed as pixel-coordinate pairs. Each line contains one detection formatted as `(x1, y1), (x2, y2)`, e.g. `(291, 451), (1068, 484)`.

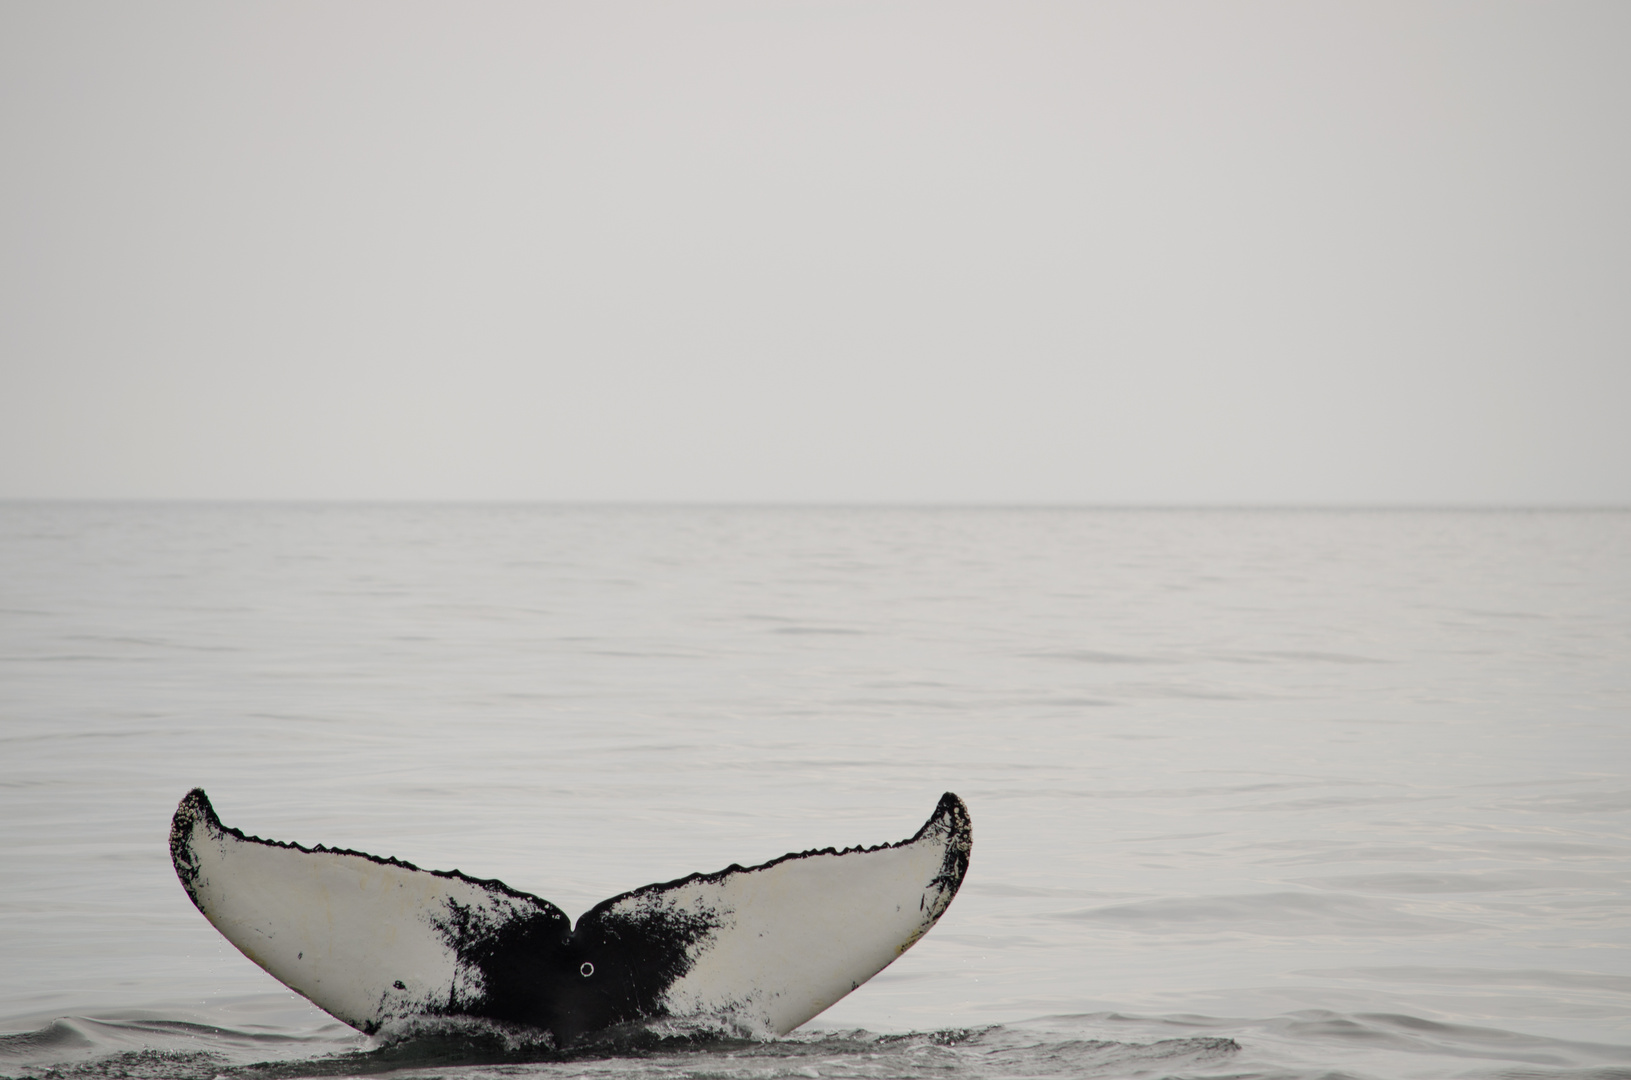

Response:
(1, 504), (1628, 1079)
(6, 1007), (1631, 1080)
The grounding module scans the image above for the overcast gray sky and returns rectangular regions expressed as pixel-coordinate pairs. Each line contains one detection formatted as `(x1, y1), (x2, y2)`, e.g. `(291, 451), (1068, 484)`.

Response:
(2, 2), (1627, 504)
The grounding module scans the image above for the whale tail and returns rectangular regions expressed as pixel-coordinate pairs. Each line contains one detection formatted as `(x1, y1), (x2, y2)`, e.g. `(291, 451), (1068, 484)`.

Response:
(169, 790), (972, 1043)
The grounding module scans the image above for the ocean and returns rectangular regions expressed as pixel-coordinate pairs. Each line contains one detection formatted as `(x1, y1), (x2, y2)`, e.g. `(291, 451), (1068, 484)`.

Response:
(1, 503), (1627, 1079)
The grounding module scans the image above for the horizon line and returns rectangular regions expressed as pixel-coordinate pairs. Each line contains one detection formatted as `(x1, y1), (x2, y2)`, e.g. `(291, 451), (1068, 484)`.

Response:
(1, 497), (1626, 513)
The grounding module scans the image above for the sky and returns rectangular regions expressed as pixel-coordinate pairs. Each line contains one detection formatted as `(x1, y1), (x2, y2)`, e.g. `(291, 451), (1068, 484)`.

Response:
(2, 1), (1627, 505)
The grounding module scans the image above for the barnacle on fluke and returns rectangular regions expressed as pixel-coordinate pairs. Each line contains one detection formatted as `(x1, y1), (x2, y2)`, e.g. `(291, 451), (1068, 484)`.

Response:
(169, 790), (972, 1046)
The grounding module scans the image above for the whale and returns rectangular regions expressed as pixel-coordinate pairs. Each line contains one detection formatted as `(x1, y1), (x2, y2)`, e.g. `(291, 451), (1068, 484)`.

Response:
(168, 789), (971, 1045)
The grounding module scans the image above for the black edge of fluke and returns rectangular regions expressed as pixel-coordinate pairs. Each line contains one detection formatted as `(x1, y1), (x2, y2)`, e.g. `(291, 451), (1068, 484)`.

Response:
(579, 791), (975, 921)
(169, 787), (218, 904)
(173, 788), (973, 912)
(168, 787), (550, 901)
(923, 792), (973, 898)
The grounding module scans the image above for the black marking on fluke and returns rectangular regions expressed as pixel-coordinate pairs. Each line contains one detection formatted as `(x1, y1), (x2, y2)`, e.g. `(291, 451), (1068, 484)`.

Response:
(169, 788), (972, 1046)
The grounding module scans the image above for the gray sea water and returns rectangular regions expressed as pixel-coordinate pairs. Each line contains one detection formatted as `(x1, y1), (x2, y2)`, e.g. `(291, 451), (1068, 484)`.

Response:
(1, 503), (1628, 1080)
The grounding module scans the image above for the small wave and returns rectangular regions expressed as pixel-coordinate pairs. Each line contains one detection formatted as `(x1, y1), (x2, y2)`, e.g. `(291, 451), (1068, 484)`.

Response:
(1302, 967), (1631, 996)
(0, 1017), (1240, 1080)
(2, 1048), (226, 1080)
(1026, 649), (1166, 665)
(12, 1010), (1630, 1080)
(0, 1020), (94, 1058)
(0, 1012), (355, 1079)
(1056, 890), (1471, 935)
(1295, 869), (1625, 894)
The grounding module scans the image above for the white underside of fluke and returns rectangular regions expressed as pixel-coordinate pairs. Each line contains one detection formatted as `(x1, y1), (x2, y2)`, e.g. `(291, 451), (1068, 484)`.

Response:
(171, 820), (552, 1031)
(170, 791), (971, 1041)
(607, 837), (955, 1035)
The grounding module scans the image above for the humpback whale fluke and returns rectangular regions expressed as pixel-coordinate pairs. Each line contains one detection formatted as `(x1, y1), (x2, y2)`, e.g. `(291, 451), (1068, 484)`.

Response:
(168, 789), (972, 1045)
